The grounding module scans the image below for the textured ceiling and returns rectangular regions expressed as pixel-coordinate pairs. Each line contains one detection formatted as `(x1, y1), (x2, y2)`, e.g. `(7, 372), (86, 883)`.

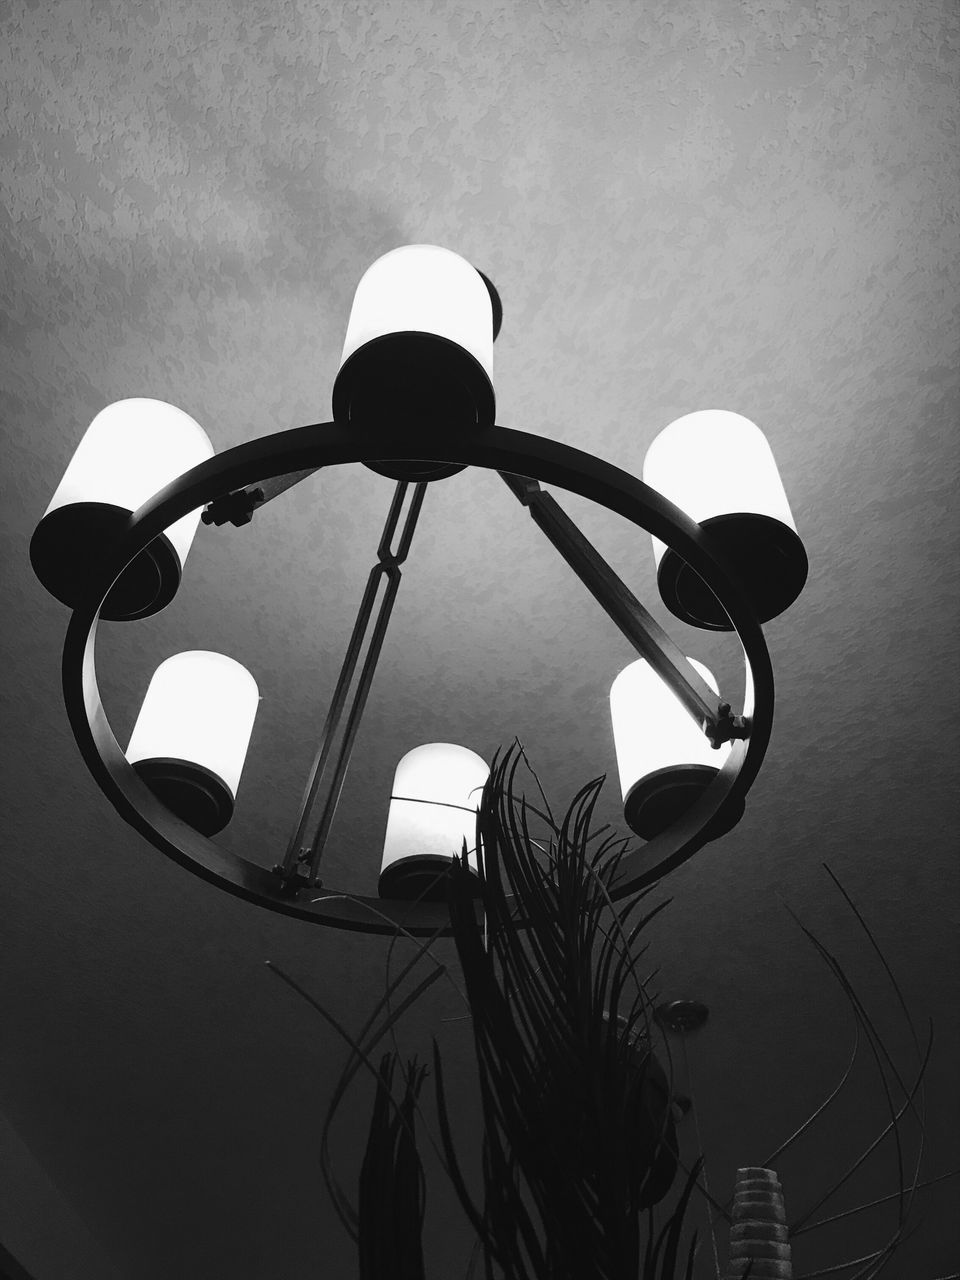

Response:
(1, 2), (958, 1277)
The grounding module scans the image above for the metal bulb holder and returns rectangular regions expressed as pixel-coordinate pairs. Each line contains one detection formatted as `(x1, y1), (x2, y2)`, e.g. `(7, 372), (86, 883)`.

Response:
(378, 743), (489, 901)
(611, 656), (742, 842)
(332, 246), (499, 483)
(377, 856), (483, 903)
(31, 502), (182, 621)
(644, 411), (807, 631)
(30, 399), (214, 622)
(131, 758), (234, 836)
(624, 766), (745, 841)
(656, 513), (808, 631)
(124, 651), (259, 838)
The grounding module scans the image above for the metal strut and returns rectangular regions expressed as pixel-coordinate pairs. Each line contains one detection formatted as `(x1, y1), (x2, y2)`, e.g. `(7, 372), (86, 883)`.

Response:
(276, 480), (427, 892)
(498, 472), (744, 745)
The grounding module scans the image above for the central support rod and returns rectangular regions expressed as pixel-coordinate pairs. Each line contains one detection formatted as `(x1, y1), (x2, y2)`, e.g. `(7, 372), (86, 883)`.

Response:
(278, 480), (427, 890)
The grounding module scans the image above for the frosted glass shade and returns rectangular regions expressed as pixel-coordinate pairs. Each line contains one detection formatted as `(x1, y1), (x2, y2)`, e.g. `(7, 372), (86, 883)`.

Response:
(609, 657), (740, 840)
(642, 410), (807, 630)
(126, 652), (259, 836)
(30, 398), (214, 620)
(378, 743), (490, 901)
(332, 245), (496, 482)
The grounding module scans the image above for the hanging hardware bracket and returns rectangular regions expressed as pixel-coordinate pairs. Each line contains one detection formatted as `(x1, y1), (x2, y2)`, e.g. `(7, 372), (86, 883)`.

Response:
(499, 472), (735, 741)
(202, 468), (321, 527)
(202, 487), (264, 526)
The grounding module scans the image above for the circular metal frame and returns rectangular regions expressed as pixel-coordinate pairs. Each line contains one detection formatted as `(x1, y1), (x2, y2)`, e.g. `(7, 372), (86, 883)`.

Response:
(62, 421), (774, 936)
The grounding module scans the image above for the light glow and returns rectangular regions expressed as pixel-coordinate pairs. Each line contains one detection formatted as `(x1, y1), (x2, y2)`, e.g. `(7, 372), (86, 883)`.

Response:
(381, 743), (490, 877)
(609, 657), (729, 803)
(642, 410), (796, 569)
(42, 398), (214, 565)
(338, 245), (493, 382)
(126, 652), (259, 798)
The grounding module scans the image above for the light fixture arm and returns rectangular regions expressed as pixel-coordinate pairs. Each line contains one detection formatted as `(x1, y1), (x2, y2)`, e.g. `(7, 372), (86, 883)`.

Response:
(499, 472), (745, 746)
(277, 479), (427, 891)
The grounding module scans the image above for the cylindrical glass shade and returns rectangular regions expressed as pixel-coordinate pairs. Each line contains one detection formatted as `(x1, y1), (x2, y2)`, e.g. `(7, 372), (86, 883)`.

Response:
(610, 657), (740, 840)
(378, 742), (490, 901)
(332, 245), (496, 482)
(126, 651), (259, 836)
(30, 398), (214, 620)
(642, 410), (807, 630)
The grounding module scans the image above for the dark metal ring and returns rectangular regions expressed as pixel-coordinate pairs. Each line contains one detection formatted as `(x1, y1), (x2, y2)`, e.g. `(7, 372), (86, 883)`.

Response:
(62, 421), (773, 935)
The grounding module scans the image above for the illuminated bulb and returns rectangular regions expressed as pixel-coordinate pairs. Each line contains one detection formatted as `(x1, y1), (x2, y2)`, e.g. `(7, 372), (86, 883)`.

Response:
(126, 652), (259, 836)
(379, 743), (490, 901)
(332, 245), (497, 481)
(643, 410), (807, 630)
(30, 398), (213, 620)
(610, 657), (741, 840)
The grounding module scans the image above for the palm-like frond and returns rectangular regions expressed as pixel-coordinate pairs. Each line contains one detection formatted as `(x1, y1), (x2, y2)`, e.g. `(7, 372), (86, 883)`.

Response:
(725, 867), (958, 1280)
(271, 764), (957, 1279)
(359, 1053), (429, 1280)
(434, 743), (694, 1280)
(266, 955), (445, 1245)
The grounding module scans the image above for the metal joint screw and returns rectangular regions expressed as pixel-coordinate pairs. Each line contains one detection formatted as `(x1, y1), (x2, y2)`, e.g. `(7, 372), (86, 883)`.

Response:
(708, 702), (750, 748)
(201, 487), (264, 527)
(270, 863), (307, 898)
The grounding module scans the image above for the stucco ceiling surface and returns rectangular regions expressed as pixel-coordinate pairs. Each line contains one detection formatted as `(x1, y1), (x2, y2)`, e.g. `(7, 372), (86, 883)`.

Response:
(1, 1), (958, 1276)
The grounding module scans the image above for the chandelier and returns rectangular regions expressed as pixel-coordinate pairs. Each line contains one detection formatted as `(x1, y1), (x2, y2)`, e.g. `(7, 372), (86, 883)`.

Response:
(30, 245), (807, 935)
